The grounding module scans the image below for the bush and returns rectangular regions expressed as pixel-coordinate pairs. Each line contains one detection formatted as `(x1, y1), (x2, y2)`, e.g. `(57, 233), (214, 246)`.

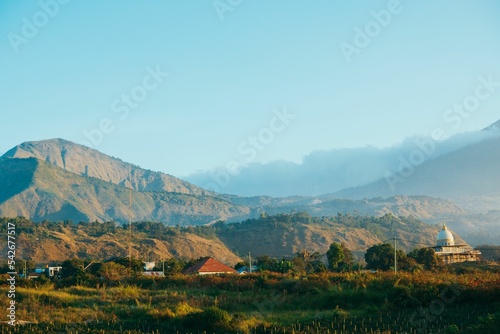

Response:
(183, 307), (236, 333)
(444, 324), (460, 334)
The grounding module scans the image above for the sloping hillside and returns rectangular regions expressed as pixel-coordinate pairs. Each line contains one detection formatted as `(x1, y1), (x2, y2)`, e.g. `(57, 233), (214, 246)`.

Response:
(217, 213), (466, 259)
(226, 194), (465, 222)
(0, 213), (462, 265)
(0, 158), (249, 225)
(3, 139), (207, 195)
(3, 218), (242, 265)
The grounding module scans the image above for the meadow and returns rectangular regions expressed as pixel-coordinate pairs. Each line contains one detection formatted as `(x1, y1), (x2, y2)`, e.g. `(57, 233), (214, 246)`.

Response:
(0, 269), (499, 333)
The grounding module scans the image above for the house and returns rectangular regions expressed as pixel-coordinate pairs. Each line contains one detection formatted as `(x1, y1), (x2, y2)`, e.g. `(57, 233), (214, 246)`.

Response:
(182, 257), (238, 275)
(45, 266), (62, 278)
(432, 223), (481, 264)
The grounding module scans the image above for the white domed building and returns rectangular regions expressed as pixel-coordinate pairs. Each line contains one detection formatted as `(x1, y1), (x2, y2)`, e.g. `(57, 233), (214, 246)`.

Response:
(432, 223), (481, 264)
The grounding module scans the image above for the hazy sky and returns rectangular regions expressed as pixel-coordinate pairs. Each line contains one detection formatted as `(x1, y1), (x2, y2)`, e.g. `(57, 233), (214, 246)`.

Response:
(1, 0), (499, 177)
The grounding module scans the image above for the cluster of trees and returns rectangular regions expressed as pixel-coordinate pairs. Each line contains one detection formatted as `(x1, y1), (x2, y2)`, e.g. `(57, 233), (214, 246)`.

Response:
(364, 243), (441, 271)
(57, 257), (145, 286)
(2, 216), (489, 285)
(0, 243), (460, 289)
(476, 244), (500, 262)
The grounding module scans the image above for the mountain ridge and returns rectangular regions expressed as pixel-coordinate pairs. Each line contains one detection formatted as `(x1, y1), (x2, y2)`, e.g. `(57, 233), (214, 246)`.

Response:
(0, 138), (489, 248)
(0, 157), (250, 224)
(335, 135), (500, 211)
(3, 138), (208, 196)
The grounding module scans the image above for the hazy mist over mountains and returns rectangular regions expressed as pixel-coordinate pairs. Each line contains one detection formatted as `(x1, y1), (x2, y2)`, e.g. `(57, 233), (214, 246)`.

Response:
(187, 121), (500, 197)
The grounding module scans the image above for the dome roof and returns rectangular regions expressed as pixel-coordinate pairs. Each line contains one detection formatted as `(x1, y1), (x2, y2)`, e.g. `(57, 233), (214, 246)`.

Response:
(437, 223), (454, 246)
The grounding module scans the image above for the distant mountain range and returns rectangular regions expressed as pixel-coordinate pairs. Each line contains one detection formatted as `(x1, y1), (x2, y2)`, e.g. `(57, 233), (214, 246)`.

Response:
(187, 119), (500, 202)
(0, 140), (249, 225)
(1, 119), (500, 247)
(336, 134), (500, 212)
(0, 139), (466, 225)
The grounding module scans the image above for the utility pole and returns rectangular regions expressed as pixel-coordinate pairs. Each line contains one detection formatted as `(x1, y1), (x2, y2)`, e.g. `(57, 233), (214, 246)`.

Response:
(248, 252), (252, 273)
(394, 237), (397, 274)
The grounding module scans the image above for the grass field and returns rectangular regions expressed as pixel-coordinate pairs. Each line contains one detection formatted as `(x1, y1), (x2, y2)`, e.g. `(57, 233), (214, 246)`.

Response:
(0, 270), (499, 333)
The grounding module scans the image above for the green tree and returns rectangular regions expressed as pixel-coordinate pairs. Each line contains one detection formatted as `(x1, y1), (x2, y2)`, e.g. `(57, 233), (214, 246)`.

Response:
(275, 259), (294, 274)
(338, 243), (355, 271)
(256, 256), (274, 271)
(163, 258), (186, 274)
(397, 250), (418, 271)
(98, 262), (128, 282)
(111, 257), (144, 275)
(365, 243), (394, 271)
(256, 256), (293, 274)
(294, 250), (323, 274)
(327, 242), (345, 271)
(61, 259), (89, 285)
(408, 247), (440, 270)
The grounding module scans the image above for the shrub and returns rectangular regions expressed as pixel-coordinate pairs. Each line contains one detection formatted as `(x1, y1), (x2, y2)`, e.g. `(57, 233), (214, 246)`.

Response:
(444, 324), (460, 334)
(183, 307), (236, 333)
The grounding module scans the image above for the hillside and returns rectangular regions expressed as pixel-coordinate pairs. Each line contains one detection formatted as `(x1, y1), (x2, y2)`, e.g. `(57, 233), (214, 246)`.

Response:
(0, 213), (466, 265)
(226, 194), (465, 222)
(3, 139), (208, 195)
(217, 212), (467, 259)
(0, 139), (470, 226)
(1, 217), (242, 265)
(0, 157), (249, 225)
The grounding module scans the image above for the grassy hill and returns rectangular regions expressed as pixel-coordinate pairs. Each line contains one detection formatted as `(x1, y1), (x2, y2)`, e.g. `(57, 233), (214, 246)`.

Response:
(0, 158), (250, 225)
(1, 271), (499, 333)
(2, 217), (242, 265)
(217, 212), (466, 260)
(0, 213), (464, 265)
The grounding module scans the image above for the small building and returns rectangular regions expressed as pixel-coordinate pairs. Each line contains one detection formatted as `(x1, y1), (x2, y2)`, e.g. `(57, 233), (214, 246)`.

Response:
(45, 266), (62, 278)
(432, 223), (481, 264)
(182, 257), (238, 275)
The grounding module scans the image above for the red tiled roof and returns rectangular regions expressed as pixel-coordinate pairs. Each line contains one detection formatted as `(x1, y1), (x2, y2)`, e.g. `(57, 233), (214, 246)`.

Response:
(183, 257), (237, 275)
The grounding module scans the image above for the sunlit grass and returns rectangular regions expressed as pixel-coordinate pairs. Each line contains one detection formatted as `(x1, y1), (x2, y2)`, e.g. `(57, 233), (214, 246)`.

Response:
(0, 270), (498, 333)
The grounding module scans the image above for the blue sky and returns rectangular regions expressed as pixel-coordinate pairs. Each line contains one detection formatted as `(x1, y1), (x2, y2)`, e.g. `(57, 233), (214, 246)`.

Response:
(1, 0), (499, 177)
